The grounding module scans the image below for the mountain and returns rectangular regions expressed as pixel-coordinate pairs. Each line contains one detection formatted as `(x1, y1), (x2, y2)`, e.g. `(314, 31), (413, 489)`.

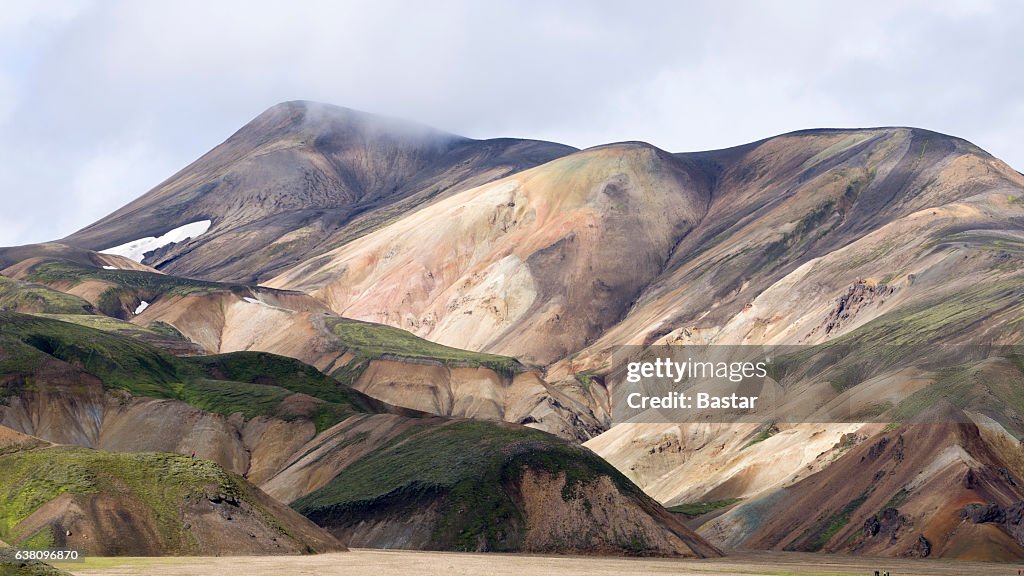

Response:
(268, 127), (1024, 365)
(61, 101), (576, 283)
(4, 101), (1024, 561)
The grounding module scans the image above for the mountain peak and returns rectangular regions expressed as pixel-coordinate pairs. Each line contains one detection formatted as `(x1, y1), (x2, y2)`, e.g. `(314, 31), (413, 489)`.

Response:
(240, 100), (466, 147)
(61, 102), (575, 282)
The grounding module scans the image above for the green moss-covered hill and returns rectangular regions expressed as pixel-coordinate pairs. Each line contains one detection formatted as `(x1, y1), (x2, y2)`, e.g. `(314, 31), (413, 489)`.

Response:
(292, 419), (719, 556)
(0, 443), (342, 556)
(0, 311), (369, 432)
(0, 277), (94, 316)
(324, 316), (523, 376)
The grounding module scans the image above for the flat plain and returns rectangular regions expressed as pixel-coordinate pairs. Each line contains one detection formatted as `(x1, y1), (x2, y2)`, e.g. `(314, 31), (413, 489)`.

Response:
(54, 549), (1023, 576)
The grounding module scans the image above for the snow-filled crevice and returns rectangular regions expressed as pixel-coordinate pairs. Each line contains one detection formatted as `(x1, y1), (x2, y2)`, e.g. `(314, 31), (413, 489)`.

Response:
(99, 220), (212, 263)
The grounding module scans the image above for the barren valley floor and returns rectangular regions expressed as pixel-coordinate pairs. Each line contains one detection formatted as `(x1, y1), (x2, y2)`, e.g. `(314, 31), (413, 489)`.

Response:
(55, 549), (1023, 576)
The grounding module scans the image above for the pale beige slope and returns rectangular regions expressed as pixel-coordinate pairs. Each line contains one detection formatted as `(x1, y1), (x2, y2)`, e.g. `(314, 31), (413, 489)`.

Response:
(268, 142), (711, 365)
(584, 420), (868, 505)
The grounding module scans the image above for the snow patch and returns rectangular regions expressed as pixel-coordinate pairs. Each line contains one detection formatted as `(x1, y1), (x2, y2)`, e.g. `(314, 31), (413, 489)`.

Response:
(134, 301), (149, 315)
(102, 266), (118, 270)
(243, 297), (266, 306)
(100, 220), (212, 263)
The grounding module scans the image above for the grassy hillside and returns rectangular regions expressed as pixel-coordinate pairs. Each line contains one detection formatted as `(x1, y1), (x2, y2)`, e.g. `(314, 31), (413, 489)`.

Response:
(325, 317), (522, 375)
(0, 277), (94, 315)
(22, 260), (231, 298)
(293, 419), (644, 551)
(188, 352), (375, 431)
(30, 314), (184, 341)
(0, 445), (340, 556)
(0, 447), (239, 549)
(0, 311), (183, 397)
(0, 313), (366, 432)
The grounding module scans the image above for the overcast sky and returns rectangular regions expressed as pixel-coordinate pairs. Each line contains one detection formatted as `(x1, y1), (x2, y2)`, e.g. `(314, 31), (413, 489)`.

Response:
(1, 0), (1022, 247)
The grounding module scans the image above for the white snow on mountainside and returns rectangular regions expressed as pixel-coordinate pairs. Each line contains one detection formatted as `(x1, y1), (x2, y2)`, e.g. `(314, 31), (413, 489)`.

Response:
(99, 220), (212, 263)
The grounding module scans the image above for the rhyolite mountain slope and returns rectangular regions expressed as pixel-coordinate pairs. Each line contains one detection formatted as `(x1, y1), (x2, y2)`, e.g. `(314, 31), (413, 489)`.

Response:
(6, 101), (1024, 560)
(268, 127), (1024, 366)
(268, 141), (710, 365)
(254, 122), (1024, 559)
(62, 101), (576, 283)
(697, 407), (1024, 561)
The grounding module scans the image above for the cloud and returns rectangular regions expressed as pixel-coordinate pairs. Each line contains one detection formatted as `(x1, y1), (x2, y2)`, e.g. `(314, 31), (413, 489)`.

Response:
(65, 132), (179, 238)
(1, 0), (1023, 246)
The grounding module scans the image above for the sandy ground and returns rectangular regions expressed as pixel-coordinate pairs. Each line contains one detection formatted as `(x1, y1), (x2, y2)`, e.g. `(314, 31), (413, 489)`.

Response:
(54, 549), (1024, 576)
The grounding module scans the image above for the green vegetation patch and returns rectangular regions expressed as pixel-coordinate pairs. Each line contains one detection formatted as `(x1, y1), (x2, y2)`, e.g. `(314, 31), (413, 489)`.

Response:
(191, 352), (366, 409)
(324, 317), (522, 376)
(176, 379), (294, 421)
(293, 420), (641, 551)
(0, 277), (94, 315)
(0, 446), (252, 551)
(0, 313), (367, 432)
(145, 322), (187, 341)
(0, 312), (183, 398)
(573, 370), (597, 392)
(801, 493), (870, 552)
(31, 314), (171, 342)
(189, 352), (370, 431)
(22, 260), (231, 299)
(882, 488), (910, 510)
(667, 498), (740, 518)
(0, 337), (50, 383)
(743, 424), (780, 449)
